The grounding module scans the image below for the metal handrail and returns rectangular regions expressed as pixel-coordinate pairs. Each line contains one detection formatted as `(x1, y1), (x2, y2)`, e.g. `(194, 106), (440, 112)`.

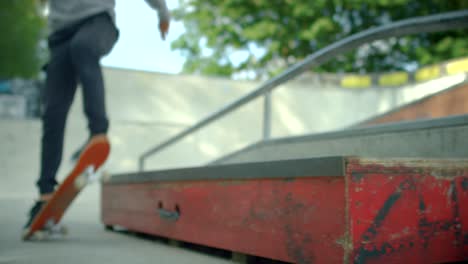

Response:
(139, 10), (468, 171)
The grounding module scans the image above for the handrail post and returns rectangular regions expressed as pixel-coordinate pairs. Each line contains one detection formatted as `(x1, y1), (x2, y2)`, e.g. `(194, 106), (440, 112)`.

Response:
(263, 91), (272, 140)
(139, 156), (145, 172)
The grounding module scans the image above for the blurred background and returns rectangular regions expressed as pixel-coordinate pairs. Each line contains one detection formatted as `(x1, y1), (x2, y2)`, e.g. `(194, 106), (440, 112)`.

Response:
(0, 0), (467, 174)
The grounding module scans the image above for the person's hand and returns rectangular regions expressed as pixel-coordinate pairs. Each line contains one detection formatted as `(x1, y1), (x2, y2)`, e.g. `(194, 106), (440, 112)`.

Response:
(159, 20), (169, 40)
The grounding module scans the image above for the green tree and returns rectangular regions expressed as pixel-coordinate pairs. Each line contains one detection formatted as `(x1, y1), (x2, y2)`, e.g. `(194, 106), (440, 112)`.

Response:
(171, 0), (468, 78)
(0, 0), (46, 79)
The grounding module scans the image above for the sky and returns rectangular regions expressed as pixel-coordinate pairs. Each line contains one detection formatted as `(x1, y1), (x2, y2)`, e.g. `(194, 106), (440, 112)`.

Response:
(101, 0), (186, 74)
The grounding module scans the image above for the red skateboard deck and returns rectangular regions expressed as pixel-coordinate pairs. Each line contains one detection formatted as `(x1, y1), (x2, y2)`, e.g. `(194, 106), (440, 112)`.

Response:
(23, 135), (110, 240)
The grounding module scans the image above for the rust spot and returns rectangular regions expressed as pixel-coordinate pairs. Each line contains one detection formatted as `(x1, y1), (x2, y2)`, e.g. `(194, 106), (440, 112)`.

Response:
(431, 167), (466, 179)
(336, 232), (353, 262)
(461, 178), (468, 191)
(248, 206), (274, 221)
(284, 224), (315, 264)
(352, 172), (365, 182)
(283, 177), (296, 182)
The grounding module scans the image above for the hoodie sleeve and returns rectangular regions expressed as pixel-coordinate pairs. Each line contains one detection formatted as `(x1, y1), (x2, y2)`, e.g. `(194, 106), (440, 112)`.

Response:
(145, 0), (170, 22)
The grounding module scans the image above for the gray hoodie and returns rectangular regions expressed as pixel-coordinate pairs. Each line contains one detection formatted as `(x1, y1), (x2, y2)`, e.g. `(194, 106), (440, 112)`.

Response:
(48, 0), (170, 34)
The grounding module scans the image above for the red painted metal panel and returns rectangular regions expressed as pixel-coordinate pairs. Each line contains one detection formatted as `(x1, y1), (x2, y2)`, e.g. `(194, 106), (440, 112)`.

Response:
(102, 177), (346, 263)
(347, 159), (468, 264)
(102, 158), (468, 263)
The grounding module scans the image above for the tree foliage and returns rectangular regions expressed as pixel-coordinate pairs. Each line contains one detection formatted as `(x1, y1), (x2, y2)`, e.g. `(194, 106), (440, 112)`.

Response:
(171, 0), (468, 78)
(0, 0), (46, 79)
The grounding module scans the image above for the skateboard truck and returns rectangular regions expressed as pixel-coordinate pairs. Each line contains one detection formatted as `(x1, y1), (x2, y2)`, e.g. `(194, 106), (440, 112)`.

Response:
(74, 165), (105, 189)
(87, 165), (98, 182)
(25, 219), (68, 241)
(45, 219), (68, 236)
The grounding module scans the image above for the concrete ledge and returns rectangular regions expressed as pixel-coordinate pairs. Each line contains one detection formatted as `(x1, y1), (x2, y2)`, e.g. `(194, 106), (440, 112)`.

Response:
(107, 156), (345, 184)
(213, 114), (468, 165)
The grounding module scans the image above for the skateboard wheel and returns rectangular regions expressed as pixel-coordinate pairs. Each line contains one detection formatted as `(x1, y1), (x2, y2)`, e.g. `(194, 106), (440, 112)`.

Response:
(74, 175), (87, 189)
(85, 165), (95, 177)
(34, 230), (47, 241)
(22, 229), (32, 241)
(59, 225), (69, 235)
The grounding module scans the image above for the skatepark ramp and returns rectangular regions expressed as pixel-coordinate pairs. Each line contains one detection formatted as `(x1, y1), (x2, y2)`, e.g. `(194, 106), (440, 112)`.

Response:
(210, 77), (468, 165)
(138, 10), (468, 171)
(212, 80), (468, 165)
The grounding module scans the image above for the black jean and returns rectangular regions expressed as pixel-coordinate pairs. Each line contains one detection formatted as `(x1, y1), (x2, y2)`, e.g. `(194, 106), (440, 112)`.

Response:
(37, 13), (118, 194)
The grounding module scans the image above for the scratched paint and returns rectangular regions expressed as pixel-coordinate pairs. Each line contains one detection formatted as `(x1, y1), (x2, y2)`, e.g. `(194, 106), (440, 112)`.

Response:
(102, 157), (468, 264)
(348, 158), (468, 264)
(102, 177), (346, 264)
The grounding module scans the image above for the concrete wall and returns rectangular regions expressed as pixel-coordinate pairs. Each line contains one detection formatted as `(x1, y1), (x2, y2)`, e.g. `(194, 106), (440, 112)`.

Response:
(269, 74), (466, 137)
(94, 67), (465, 171)
(1, 67), (466, 178)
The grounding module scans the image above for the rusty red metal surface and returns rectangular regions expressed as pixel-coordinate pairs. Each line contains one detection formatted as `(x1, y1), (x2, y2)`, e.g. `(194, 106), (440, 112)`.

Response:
(101, 158), (468, 263)
(347, 158), (468, 264)
(102, 177), (346, 263)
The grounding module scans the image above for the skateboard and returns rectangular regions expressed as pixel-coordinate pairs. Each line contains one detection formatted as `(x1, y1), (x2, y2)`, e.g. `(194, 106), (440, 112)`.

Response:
(22, 135), (110, 241)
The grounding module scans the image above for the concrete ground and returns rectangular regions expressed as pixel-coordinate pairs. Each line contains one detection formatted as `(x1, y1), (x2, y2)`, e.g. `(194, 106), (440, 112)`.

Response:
(0, 191), (234, 264)
(0, 120), (234, 264)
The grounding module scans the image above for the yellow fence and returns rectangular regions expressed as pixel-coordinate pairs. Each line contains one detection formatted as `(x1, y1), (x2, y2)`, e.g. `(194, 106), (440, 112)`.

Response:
(340, 57), (468, 89)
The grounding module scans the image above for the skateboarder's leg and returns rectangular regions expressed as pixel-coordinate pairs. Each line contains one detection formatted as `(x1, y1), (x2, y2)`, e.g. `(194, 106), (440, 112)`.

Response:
(69, 13), (118, 137)
(37, 41), (78, 197)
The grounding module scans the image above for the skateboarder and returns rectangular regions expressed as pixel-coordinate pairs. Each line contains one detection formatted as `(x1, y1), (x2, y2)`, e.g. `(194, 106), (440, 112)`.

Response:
(24, 0), (170, 231)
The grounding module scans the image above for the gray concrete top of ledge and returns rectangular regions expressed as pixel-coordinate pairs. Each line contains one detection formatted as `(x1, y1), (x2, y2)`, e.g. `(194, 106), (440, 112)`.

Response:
(107, 156), (346, 184)
(211, 114), (468, 165)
